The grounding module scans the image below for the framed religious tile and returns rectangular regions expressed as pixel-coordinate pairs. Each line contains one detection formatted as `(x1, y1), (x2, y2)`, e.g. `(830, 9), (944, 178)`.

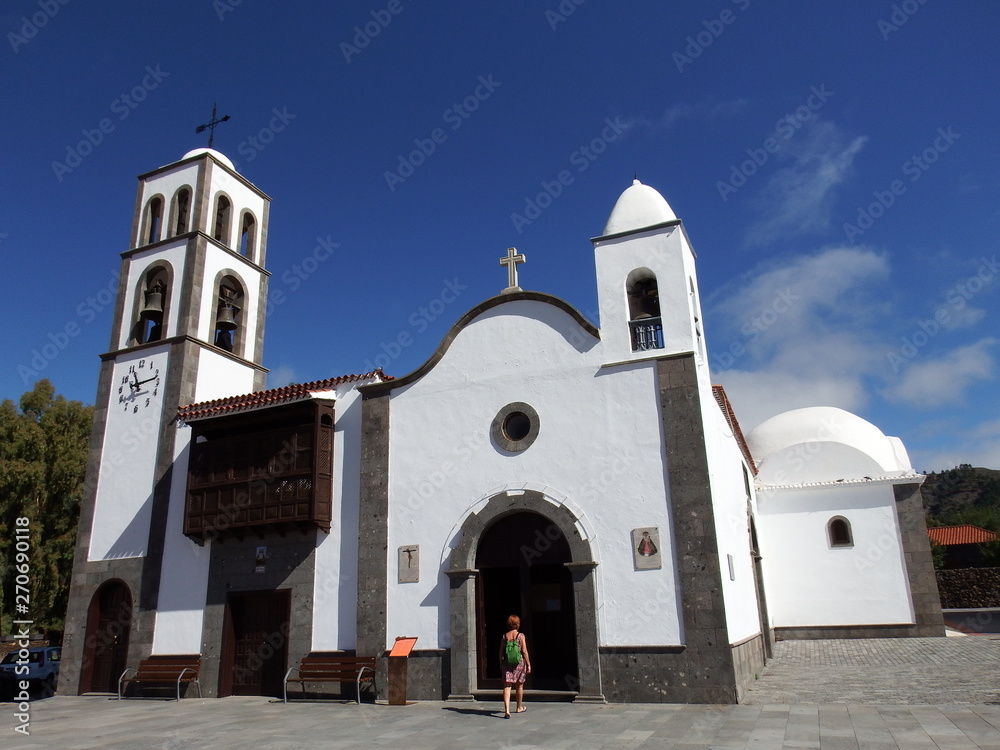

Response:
(255, 545), (268, 573)
(398, 545), (419, 583)
(632, 527), (661, 570)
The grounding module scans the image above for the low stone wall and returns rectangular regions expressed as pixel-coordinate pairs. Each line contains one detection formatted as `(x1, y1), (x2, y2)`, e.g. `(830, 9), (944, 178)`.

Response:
(936, 567), (1000, 608)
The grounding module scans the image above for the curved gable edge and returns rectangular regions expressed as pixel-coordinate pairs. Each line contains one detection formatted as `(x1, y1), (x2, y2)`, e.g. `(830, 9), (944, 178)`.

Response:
(360, 291), (600, 396)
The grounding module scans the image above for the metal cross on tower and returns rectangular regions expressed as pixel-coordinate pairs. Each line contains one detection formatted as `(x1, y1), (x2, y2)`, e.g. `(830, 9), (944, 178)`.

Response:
(499, 247), (526, 293)
(195, 103), (231, 149)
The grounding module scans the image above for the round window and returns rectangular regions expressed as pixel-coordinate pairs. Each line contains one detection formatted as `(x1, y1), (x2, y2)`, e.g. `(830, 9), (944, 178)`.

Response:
(492, 402), (539, 453)
(502, 412), (531, 441)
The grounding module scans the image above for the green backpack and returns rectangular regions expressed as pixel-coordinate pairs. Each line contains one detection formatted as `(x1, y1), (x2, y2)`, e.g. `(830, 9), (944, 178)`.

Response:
(504, 633), (522, 667)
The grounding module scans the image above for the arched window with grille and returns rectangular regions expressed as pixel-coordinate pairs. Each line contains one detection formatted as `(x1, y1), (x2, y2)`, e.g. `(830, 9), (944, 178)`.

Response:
(625, 269), (663, 351)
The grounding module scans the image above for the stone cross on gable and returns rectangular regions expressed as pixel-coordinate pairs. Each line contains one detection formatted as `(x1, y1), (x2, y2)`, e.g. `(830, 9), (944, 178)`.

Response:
(500, 247), (525, 294)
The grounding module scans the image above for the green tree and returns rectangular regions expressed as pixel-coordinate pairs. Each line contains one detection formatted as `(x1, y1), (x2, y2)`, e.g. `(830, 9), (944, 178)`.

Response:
(0, 380), (92, 636)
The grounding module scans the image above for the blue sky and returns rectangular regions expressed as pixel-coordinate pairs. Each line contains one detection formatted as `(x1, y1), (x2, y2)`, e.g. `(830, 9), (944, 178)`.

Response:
(2, 1), (998, 473)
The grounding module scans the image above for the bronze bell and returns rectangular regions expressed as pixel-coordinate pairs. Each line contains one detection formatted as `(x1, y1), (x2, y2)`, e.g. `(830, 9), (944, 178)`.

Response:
(141, 287), (164, 320)
(215, 304), (238, 331)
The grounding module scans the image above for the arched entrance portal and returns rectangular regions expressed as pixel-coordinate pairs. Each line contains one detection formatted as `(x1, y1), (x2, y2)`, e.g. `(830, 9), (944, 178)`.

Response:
(445, 488), (604, 703)
(80, 580), (133, 694)
(475, 512), (578, 691)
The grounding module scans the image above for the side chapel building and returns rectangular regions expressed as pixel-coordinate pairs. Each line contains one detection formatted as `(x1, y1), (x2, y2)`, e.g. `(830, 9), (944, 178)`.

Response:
(62, 148), (944, 704)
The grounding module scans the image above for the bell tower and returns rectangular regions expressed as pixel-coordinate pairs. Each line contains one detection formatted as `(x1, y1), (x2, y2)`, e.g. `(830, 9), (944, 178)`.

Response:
(592, 179), (708, 366)
(62, 148), (271, 693)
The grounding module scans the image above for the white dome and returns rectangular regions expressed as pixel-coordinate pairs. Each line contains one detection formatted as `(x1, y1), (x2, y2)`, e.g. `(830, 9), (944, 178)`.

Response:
(747, 406), (913, 484)
(602, 179), (677, 236)
(181, 147), (235, 171)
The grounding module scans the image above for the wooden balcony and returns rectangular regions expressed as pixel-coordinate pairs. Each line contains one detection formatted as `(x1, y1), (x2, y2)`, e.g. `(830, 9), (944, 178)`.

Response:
(183, 401), (334, 541)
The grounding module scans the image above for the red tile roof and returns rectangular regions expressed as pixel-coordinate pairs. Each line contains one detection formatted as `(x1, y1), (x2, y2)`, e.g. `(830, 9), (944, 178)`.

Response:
(927, 524), (1000, 546)
(712, 384), (757, 474)
(177, 370), (392, 421)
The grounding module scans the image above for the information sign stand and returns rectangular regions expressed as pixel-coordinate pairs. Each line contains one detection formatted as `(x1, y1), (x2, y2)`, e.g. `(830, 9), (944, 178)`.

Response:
(387, 636), (417, 705)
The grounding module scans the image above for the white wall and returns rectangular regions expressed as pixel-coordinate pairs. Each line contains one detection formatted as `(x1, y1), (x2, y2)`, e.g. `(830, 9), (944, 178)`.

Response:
(383, 299), (684, 650)
(703, 403), (762, 644)
(151, 426), (210, 653)
(313, 385), (365, 651)
(755, 483), (914, 627)
(89, 345), (170, 559)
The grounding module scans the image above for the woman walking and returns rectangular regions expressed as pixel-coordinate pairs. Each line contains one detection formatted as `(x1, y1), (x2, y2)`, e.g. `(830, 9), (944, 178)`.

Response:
(499, 614), (531, 718)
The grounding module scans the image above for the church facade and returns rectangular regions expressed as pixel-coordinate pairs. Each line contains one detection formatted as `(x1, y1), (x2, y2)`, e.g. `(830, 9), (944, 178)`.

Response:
(61, 148), (943, 704)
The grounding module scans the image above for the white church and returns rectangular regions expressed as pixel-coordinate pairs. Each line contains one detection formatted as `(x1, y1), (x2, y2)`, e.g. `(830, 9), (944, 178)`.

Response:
(62, 148), (943, 704)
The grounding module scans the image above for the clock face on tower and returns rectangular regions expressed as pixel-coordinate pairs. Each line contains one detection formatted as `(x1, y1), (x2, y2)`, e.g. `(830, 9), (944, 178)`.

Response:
(116, 353), (165, 415)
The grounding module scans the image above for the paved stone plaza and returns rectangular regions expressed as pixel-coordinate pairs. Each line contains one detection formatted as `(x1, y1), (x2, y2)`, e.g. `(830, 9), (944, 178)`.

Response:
(4, 637), (1000, 749)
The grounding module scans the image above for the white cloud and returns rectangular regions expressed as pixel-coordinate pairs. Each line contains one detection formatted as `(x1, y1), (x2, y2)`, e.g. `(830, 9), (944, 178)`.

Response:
(715, 369), (869, 434)
(708, 246), (890, 431)
(745, 122), (868, 247)
(883, 338), (997, 408)
(631, 98), (748, 130)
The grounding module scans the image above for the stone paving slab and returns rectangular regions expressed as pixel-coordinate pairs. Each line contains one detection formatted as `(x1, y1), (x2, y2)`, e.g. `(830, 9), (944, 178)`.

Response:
(743, 637), (1000, 705)
(2, 637), (1000, 749)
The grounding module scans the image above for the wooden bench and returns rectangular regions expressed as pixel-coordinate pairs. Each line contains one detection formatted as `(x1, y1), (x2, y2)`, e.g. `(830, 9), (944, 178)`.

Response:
(283, 653), (377, 704)
(118, 655), (202, 701)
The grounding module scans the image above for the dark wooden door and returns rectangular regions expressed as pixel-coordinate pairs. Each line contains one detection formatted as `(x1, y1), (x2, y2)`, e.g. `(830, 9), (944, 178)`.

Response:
(475, 513), (579, 691)
(83, 581), (132, 693)
(221, 590), (290, 698)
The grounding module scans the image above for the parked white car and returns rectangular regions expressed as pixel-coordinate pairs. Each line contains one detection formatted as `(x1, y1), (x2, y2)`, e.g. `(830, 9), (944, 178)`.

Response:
(0, 646), (61, 691)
